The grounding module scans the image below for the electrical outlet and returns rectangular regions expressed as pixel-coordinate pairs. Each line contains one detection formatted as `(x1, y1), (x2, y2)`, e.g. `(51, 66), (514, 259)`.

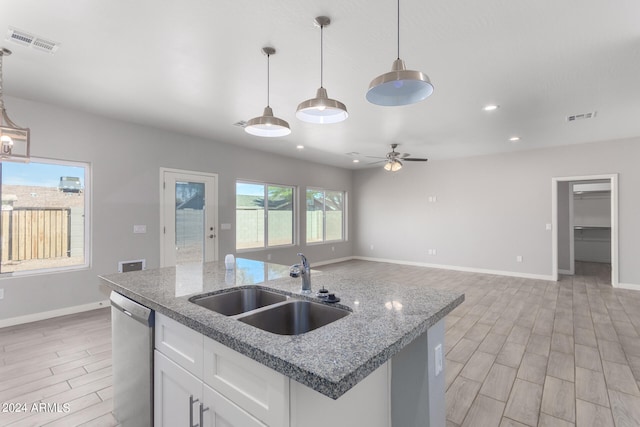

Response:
(370, 244), (374, 251)
(428, 249), (437, 256)
(331, 246), (335, 252)
(267, 254), (272, 261)
(133, 225), (147, 234)
(0, 288), (4, 300)
(516, 255), (523, 262)
(434, 344), (443, 376)
(545, 223), (552, 231)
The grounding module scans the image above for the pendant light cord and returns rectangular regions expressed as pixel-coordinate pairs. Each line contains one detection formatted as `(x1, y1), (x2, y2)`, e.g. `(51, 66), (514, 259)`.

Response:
(397, 0), (400, 59)
(0, 52), (5, 110)
(266, 52), (270, 107)
(320, 24), (324, 88)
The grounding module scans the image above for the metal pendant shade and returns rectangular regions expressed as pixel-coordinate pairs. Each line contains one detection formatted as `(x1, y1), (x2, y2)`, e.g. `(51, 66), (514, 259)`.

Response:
(245, 47), (291, 137)
(366, 0), (434, 107)
(296, 17), (348, 124)
(0, 48), (30, 161)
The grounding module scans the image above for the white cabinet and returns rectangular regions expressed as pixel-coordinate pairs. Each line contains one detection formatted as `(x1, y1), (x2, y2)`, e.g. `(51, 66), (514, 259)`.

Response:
(155, 313), (279, 426)
(202, 383), (267, 427)
(155, 312), (203, 376)
(154, 313), (437, 427)
(203, 336), (289, 427)
(154, 350), (203, 427)
(155, 350), (266, 427)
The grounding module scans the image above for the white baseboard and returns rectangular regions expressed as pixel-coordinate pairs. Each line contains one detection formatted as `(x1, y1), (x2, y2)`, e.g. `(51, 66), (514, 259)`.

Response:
(0, 300), (110, 329)
(614, 282), (640, 291)
(352, 256), (556, 281)
(313, 256), (355, 267)
(558, 269), (573, 275)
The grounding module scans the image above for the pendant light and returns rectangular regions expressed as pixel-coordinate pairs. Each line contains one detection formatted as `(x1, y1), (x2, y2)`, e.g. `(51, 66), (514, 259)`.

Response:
(366, 0), (434, 106)
(245, 47), (291, 137)
(0, 48), (30, 161)
(296, 16), (348, 124)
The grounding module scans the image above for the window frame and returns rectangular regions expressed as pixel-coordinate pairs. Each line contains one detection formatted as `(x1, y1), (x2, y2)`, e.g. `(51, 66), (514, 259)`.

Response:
(0, 157), (92, 277)
(305, 187), (347, 245)
(235, 180), (297, 252)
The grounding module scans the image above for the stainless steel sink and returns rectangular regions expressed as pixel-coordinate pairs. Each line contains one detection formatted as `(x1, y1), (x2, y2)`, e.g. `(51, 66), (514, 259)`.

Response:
(189, 288), (287, 316)
(238, 300), (350, 335)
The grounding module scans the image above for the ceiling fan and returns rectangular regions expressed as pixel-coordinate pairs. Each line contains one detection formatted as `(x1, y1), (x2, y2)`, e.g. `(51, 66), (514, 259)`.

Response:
(366, 143), (428, 172)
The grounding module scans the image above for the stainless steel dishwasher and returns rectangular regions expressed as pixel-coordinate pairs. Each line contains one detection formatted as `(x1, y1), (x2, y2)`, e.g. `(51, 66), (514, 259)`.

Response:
(110, 291), (154, 426)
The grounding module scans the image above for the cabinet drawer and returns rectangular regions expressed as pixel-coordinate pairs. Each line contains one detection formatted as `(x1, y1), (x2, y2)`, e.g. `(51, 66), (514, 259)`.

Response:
(155, 313), (203, 377)
(203, 336), (289, 427)
(203, 383), (267, 427)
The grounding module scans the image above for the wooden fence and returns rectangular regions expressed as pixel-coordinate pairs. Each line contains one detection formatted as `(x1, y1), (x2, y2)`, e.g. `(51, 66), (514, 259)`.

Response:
(1, 208), (71, 262)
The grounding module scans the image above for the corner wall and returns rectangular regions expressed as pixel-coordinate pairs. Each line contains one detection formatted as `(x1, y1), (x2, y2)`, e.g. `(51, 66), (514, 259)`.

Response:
(352, 138), (640, 285)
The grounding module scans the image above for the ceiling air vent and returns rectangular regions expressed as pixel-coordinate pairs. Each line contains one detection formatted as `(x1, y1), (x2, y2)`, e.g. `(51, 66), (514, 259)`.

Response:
(566, 111), (597, 122)
(6, 28), (60, 54)
(233, 120), (248, 128)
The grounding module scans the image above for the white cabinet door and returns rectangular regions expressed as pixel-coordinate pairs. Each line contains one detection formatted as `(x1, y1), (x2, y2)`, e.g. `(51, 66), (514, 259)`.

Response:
(155, 313), (204, 377)
(203, 336), (289, 426)
(201, 383), (267, 427)
(154, 350), (202, 427)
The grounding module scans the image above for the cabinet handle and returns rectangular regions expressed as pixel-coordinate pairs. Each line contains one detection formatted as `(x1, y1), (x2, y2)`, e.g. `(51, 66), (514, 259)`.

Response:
(189, 395), (200, 427)
(199, 402), (210, 427)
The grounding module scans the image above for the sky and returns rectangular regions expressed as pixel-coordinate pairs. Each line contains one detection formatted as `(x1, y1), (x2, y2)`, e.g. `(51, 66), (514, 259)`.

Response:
(236, 182), (264, 197)
(1, 161), (85, 187)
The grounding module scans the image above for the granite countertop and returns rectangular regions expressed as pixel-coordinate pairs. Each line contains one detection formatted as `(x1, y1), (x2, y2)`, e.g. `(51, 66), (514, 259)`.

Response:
(99, 258), (464, 399)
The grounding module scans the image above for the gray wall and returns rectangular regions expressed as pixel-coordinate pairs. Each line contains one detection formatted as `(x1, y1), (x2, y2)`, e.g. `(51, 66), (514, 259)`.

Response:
(2, 95), (639, 321)
(0, 97), (353, 320)
(352, 137), (640, 284)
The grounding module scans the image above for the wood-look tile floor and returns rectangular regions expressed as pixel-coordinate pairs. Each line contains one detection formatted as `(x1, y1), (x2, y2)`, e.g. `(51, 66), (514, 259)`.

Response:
(1, 260), (639, 426)
(0, 308), (117, 427)
(322, 260), (640, 427)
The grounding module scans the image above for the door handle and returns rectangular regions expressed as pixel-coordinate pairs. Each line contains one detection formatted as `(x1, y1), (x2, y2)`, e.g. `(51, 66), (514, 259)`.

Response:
(199, 402), (210, 427)
(189, 395), (200, 427)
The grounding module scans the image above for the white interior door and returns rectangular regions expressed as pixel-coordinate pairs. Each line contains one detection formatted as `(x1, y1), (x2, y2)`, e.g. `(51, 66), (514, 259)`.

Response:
(161, 169), (218, 267)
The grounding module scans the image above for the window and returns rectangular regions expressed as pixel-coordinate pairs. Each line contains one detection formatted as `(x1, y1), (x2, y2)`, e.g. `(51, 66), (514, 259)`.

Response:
(306, 188), (345, 243)
(236, 181), (294, 250)
(0, 158), (90, 275)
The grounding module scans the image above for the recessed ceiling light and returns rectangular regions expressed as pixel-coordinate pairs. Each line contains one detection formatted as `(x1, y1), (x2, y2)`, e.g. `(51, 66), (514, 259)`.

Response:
(483, 105), (499, 111)
(509, 136), (521, 142)
(296, 145), (304, 149)
(353, 159), (360, 163)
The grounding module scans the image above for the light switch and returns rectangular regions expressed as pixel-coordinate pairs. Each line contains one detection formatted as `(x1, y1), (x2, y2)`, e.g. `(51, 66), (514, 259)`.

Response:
(133, 225), (146, 234)
(545, 223), (552, 231)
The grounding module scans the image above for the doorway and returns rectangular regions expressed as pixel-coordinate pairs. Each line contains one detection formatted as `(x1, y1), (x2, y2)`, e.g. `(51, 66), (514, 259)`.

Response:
(551, 174), (618, 286)
(160, 168), (218, 267)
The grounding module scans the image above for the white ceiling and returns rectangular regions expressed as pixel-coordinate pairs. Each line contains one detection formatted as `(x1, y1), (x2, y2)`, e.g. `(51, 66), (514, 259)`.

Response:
(2, 0), (640, 169)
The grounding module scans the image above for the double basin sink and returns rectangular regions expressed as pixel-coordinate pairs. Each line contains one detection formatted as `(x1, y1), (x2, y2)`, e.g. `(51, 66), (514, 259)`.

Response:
(189, 288), (350, 336)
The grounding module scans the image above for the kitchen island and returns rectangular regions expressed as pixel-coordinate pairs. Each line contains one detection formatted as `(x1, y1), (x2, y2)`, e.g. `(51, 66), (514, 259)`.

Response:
(100, 258), (464, 427)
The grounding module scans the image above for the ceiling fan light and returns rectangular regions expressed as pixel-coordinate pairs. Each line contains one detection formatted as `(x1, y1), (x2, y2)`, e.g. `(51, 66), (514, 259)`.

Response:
(367, 59), (434, 106)
(296, 87), (348, 124)
(384, 159), (403, 172)
(245, 106), (291, 137)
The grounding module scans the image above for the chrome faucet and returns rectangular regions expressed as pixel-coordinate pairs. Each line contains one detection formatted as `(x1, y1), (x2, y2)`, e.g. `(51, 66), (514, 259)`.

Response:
(290, 253), (311, 294)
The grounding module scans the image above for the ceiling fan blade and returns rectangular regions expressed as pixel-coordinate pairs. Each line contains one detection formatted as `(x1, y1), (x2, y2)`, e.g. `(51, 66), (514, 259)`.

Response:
(398, 153), (411, 159)
(367, 160), (387, 165)
(365, 155), (387, 159)
(403, 158), (428, 162)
